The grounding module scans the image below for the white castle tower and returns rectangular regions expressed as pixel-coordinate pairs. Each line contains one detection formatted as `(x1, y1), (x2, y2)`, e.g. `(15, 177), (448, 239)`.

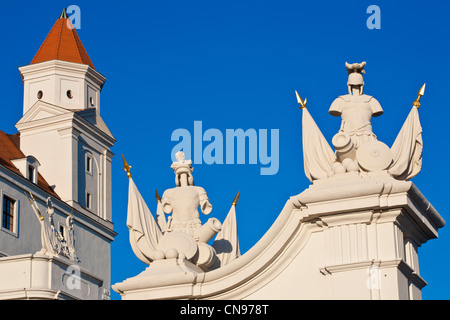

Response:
(16, 9), (115, 219)
(0, 9), (116, 299)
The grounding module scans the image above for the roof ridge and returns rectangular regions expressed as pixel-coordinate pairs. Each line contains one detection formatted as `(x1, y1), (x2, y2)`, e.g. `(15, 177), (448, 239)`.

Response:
(67, 19), (86, 68)
(69, 20), (95, 68)
(55, 19), (64, 61)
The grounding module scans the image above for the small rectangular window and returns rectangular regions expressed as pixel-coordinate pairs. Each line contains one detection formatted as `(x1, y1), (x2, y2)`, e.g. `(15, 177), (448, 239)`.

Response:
(86, 155), (92, 174)
(2, 196), (16, 232)
(86, 192), (92, 209)
(28, 165), (35, 182)
(60, 225), (66, 238)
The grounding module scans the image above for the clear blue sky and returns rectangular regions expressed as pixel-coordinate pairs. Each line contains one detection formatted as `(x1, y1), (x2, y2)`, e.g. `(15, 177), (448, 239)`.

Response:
(0, 0), (449, 300)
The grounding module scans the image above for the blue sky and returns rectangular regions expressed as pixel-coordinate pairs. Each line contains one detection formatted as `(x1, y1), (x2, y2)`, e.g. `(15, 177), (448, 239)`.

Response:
(0, 0), (449, 300)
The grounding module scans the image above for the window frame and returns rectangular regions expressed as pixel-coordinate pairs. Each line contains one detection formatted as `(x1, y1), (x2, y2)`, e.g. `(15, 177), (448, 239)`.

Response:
(59, 223), (66, 239)
(1, 191), (19, 236)
(86, 192), (92, 210)
(86, 154), (93, 175)
(28, 165), (36, 183)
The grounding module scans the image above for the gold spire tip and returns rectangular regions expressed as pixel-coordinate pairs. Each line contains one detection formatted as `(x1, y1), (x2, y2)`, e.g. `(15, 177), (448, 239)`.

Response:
(232, 190), (240, 206)
(122, 154), (132, 178)
(418, 83), (426, 97)
(155, 189), (161, 203)
(413, 83), (426, 108)
(59, 8), (68, 19)
(295, 90), (307, 109)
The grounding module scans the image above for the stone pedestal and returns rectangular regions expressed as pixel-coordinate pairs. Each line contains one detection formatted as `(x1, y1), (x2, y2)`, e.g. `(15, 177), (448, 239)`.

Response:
(0, 254), (107, 300)
(301, 172), (443, 299)
(113, 172), (444, 300)
(112, 258), (202, 300)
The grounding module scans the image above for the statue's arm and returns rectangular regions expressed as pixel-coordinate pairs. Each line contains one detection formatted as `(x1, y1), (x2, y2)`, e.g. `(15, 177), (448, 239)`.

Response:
(369, 97), (383, 117)
(161, 190), (173, 214)
(329, 97), (343, 117)
(197, 187), (213, 215)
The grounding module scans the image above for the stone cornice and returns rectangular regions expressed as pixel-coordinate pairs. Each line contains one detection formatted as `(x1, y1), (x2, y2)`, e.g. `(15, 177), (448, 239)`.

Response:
(19, 60), (106, 89)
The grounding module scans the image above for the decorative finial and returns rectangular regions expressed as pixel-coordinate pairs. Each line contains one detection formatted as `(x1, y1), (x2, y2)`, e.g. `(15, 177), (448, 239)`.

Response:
(345, 61), (366, 75)
(171, 151), (193, 176)
(175, 151), (186, 162)
(295, 90), (307, 109)
(122, 155), (132, 179)
(232, 190), (240, 206)
(413, 83), (426, 108)
(155, 189), (161, 203)
(59, 8), (68, 19)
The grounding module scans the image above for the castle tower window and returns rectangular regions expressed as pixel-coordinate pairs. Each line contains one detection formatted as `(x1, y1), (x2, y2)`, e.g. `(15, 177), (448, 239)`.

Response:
(86, 192), (92, 209)
(37, 90), (43, 99)
(67, 90), (73, 99)
(86, 154), (92, 174)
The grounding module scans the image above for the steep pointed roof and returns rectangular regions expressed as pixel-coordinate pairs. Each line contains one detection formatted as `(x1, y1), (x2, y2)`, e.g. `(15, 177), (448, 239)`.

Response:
(30, 8), (95, 69)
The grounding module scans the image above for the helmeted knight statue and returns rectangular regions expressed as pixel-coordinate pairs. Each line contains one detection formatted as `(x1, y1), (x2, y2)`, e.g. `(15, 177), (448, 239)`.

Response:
(329, 62), (383, 148)
(297, 61), (423, 181)
(162, 151), (214, 239)
(122, 151), (240, 271)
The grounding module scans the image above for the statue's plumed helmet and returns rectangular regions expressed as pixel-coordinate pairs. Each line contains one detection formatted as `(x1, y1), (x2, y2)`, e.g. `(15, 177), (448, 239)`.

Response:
(347, 72), (364, 86)
(171, 151), (195, 186)
(346, 61), (366, 87)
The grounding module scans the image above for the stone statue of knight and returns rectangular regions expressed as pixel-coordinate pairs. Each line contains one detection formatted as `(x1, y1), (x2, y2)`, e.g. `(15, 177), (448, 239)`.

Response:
(161, 152), (214, 241)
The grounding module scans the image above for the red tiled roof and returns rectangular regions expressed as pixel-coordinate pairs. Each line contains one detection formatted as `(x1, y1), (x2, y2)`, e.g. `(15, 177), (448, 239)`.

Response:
(30, 12), (95, 69)
(0, 131), (59, 198)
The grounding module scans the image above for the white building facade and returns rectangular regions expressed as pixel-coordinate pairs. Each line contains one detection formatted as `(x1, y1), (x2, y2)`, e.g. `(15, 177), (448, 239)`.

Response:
(0, 9), (116, 300)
